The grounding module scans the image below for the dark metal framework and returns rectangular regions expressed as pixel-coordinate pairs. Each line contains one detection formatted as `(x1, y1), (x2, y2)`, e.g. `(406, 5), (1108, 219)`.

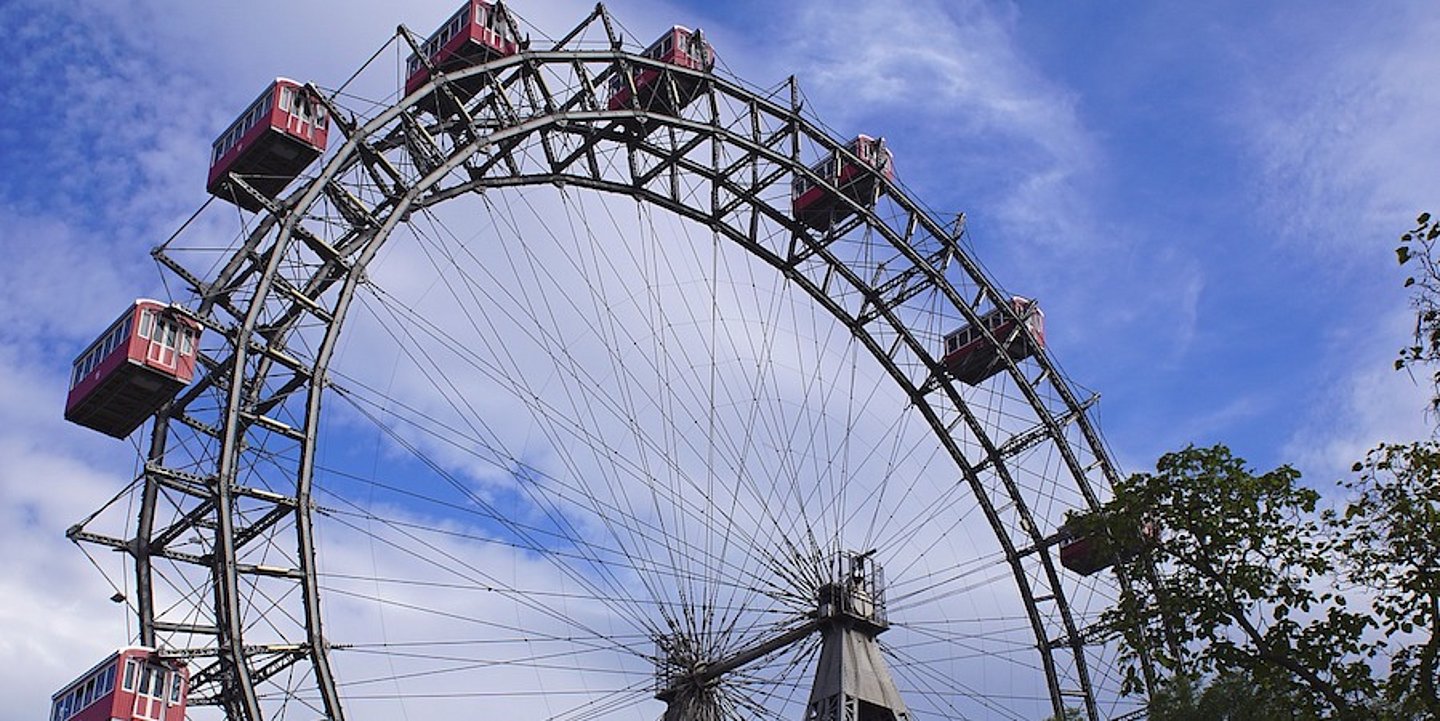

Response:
(70, 3), (1149, 720)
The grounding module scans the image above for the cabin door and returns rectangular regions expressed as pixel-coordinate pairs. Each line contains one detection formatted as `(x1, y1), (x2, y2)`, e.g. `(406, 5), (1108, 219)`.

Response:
(131, 667), (167, 721)
(289, 110), (312, 144)
(287, 95), (315, 145)
(146, 321), (178, 370)
(278, 86), (312, 144)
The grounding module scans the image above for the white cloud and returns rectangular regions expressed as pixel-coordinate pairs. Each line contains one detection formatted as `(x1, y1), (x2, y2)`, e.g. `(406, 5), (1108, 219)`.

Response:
(774, 0), (1096, 242)
(1240, 4), (1440, 257)
(1285, 306), (1431, 481)
(0, 342), (147, 719)
(0, 207), (152, 348)
(1226, 3), (1440, 477)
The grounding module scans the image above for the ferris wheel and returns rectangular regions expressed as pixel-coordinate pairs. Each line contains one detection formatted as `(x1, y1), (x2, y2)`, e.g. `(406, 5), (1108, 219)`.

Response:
(63, 3), (1153, 720)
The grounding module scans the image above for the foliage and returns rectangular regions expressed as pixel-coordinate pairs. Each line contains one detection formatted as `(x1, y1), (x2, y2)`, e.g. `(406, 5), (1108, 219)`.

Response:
(1340, 442), (1440, 719)
(1397, 212), (1440, 415)
(1147, 669), (1324, 721)
(1366, 212), (1440, 717)
(1040, 706), (1083, 721)
(1094, 446), (1378, 718)
(1090, 212), (1440, 719)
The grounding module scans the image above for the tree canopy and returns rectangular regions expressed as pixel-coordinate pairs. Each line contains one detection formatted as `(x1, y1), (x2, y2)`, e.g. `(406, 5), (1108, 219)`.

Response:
(1089, 213), (1440, 719)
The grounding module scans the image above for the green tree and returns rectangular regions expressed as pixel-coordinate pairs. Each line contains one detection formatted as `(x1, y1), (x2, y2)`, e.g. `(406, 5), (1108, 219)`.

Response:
(1147, 668), (1325, 721)
(1397, 212), (1440, 414)
(1093, 446), (1378, 718)
(1091, 213), (1440, 719)
(1330, 211), (1440, 717)
(1341, 443), (1440, 718)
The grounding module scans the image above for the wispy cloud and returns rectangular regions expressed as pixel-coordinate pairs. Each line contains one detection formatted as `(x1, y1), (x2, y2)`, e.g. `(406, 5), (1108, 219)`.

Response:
(0, 340), (145, 710)
(1284, 308), (1432, 481)
(1238, 4), (1440, 256)
(1226, 4), (1440, 475)
(773, 0), (1096, 242)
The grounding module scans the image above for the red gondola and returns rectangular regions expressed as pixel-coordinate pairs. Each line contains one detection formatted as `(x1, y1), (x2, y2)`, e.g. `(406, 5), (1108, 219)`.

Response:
(50, 647), (188, 721)
(1057, 517), (1156, 576)
(791, 135), (895, 231)
(940, 296), (1045, 385)
(65, 300), (202, 439)
(207, 78), (329, 211)
(1058, 531), (1111, 576)
(607, 25), (715, 115)
(404, 0), (520, 106)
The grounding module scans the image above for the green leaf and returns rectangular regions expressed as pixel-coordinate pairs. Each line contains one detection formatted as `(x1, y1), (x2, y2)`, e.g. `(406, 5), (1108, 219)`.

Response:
(1398, 245), (1412, 265)
(1419, 212), (1431, 224)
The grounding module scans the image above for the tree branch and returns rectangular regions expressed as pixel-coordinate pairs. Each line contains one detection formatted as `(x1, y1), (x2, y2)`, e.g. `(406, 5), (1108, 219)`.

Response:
(1190, 550), (1359, 717)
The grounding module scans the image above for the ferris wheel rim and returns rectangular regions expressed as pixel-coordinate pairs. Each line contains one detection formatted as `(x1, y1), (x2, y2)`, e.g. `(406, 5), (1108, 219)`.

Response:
(112, 9), (1147, 720)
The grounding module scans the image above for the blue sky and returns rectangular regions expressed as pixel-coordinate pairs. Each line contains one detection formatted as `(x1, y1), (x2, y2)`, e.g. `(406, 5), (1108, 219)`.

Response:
(2, 0), (1438, 719)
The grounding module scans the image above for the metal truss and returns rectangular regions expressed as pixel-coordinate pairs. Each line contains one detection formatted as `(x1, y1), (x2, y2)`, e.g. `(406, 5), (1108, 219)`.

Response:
(72, 3), (1152, 719)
